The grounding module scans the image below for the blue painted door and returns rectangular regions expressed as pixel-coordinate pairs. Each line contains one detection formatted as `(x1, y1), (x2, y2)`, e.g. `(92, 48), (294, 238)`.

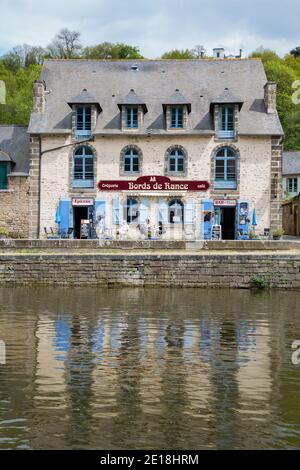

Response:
(202, 200), (213, 239)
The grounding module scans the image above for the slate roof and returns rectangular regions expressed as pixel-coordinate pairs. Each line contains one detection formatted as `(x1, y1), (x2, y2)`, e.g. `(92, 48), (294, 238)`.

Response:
(28, 59), (283, 136)
(117, 88), (148, 112)
(210, 87), (243, 110)
(282, 151), (300, 175)
(0, 126), (30, 175)
(163, 89), (191, 113)
(67, 88), (102, 112)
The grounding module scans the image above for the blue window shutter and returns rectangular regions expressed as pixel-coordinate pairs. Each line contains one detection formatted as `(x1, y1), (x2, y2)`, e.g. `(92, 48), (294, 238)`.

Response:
(236, 201), (250, 239)
(158, 199), (168, 224)
(139, 198), (150, 224)
(112, 197), (122, 224)
(95, 199), (106, 223)
(59, 198), (70, 231)
(185, 199), (195, 225)
(202, 200), (213, 240)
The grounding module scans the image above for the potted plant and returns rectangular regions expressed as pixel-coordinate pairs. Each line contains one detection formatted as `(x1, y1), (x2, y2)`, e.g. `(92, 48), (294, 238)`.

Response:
(249, 230), (257, 240)
(272, 228), (285, 240)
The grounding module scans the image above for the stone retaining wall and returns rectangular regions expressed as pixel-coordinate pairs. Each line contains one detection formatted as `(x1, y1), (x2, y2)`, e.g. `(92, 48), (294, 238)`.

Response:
(0, 239), (299, 251)
(0, 253), (299, 288)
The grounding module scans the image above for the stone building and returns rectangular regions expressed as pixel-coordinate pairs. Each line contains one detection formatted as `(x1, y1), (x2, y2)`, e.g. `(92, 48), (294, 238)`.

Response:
(282, 151), (300, 198)
(24, 59), (283, 240)
(282, 194), (300, 236)
(0, 125), (30, 237)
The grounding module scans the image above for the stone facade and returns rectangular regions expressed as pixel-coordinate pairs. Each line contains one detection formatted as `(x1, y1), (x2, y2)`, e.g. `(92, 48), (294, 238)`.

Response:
(37, 134), (275, 237)
(0, 175), (29, 237)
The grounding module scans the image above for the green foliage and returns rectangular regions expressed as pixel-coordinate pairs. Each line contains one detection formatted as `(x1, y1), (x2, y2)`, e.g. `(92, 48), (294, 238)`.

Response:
(250, 275), (269, 289)
(161, 49), (196, 59)
(0, 62), (41, 125)
(84, 42), (143, 60)
(250, 48), (300, 150)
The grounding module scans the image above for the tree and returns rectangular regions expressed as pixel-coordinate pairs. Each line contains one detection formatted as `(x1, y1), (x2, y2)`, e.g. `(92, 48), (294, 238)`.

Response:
(46, 28), (82, 59)
(83, 42), (143, 59)
(161, 49), (196, 59)
(290, 47), (300, 58)
(191, 45), (206, 58)
(2, 44), (46, 73)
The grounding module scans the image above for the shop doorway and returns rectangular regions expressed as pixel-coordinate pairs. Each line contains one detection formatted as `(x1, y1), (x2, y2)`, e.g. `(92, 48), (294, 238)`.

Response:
(220, 207), (236, 239)
(73, 206), (89, 239)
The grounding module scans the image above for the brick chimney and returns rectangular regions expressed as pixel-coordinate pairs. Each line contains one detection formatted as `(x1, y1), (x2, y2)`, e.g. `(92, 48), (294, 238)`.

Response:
(33, 80), (46, 113)
(264, 82), (277, 114)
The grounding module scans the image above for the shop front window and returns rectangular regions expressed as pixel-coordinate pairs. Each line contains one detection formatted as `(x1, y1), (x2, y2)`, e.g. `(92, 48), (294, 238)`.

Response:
(73, 146), (94, 188)
(126, 198), (139, 223)
(169, 199), (184, 224)
(215, 147), (237, 189)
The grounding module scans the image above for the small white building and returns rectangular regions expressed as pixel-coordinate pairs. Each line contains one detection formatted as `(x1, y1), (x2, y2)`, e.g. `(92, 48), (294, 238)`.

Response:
(27, 59), (284, 240)
(282, 151), (300, 198)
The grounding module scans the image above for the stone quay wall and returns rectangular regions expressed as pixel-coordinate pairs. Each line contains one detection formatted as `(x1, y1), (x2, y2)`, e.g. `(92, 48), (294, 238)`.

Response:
(0, 253), (299, 289)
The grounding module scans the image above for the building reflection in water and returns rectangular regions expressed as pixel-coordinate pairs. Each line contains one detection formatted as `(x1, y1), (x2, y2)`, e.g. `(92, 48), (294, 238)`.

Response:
(1, 287), (298, 449)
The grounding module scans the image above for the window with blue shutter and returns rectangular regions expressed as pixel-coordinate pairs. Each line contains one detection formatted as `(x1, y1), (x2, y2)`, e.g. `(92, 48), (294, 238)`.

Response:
(168, 149), (185, 173)
(125, 107), (138, 128)
(112, 198), (122, 225)
(215, 147), (237, 189)
(184, 199), (195, 225)
(218, 106), (235, 139)
(76, 106), (92, 138)
(73, 146), (94, 188)
(124, 148), (140, 174)
(202, 200), (213, 239)
(0, 162), (8, 189)
(158, 199), (168, 224)
(170, 107), (184, 128)
(139, 198), (150, 224)
(59, 198), (71, 232)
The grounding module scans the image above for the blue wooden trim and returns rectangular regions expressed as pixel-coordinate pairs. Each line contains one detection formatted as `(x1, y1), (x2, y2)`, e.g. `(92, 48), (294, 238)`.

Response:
(73, 145), (94, 187)
(170, 107), (184, 128)
(59, 198), (71, 231)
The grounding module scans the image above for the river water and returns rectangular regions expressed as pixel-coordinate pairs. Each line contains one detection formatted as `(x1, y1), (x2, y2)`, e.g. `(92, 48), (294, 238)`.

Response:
(0, 287), (299, 450)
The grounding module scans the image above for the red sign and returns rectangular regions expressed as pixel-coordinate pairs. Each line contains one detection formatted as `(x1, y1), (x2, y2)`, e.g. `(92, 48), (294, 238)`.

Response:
(214, 199), (237, 207)
(98, 176), (209, 192)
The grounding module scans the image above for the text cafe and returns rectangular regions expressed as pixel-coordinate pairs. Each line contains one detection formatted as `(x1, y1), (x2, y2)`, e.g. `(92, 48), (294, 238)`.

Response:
(58, 176), (251, 240)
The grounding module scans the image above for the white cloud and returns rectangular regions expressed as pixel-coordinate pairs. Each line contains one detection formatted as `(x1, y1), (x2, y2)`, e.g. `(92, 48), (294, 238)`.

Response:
(0, 0), (299, 57)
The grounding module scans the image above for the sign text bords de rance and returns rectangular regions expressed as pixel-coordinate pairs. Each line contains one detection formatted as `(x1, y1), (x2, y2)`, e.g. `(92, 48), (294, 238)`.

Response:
(98, 175), (210, 192)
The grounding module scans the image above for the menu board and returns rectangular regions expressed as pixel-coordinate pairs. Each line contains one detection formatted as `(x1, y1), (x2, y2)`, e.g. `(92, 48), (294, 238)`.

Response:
(80, 219), (90, 239)
(211, 224), (222, 240)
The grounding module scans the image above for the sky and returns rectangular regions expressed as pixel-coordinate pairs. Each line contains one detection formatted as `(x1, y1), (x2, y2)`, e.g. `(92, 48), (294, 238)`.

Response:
(0, 0), (299, 58)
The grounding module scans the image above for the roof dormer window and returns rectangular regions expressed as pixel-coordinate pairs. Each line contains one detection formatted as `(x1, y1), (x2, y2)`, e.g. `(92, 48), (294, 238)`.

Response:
(126, 106), (139, 128)
(163, 89), (191, 131)
(210, 88), (243, 140)
(170, 107), (184, 129)
(68, 89), (102, 140)
(118, 89), (147, 131)
(76, 106), (92, 134)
